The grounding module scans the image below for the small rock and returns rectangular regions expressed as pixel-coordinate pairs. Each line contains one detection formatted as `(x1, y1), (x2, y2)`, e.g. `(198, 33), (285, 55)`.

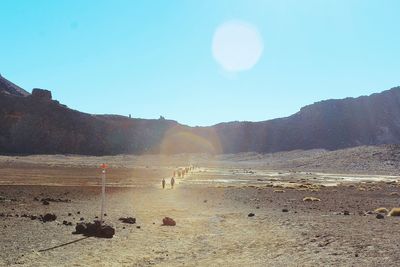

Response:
(41, 213), (56, 222)
(162, 217), (176, 226)
(136, 226), (141, 229)
(376, 214), (385, 219)
(248, 213), (255, 217)
(282, 209), (289, 212)
(42, 200), (50, 205)
(119, 217), (136, 224)
(343, 210), (350, 216)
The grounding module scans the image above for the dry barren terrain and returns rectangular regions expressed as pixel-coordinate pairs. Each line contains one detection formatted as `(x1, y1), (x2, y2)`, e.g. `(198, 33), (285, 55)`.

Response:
(1, 146), (400, 266)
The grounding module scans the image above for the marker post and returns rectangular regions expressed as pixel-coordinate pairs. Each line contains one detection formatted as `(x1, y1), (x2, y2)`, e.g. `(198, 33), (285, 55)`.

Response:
(100, 163), (108, 224)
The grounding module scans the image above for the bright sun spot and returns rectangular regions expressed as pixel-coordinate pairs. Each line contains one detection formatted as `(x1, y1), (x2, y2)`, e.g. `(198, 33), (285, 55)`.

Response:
(212, 20), (263, 72)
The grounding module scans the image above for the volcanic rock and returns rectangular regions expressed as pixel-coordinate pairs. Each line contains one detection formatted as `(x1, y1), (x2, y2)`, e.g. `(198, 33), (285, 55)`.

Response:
(162, 217), (176, 226)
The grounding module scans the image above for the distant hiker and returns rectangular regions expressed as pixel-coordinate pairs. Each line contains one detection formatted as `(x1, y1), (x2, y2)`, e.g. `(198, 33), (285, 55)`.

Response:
(171, 177), (175, 188)
(162, 178), (166, 189)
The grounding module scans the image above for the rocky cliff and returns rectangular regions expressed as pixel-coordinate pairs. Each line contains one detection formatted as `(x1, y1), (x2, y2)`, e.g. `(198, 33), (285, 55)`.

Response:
(1, 74), (400, 155)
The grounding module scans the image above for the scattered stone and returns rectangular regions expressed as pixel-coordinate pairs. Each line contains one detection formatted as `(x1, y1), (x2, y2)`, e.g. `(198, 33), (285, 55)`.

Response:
(282, 209), (289, 212)
(119, 217), (136, 224)
(248, 213), (255, 217)
(68, 213), (72, 216)
(41, 213), (57, 222)
(80, 217), (84, 221)
(42, 200), (50, 205)
(343, 210), (350, 216)
(376, 214), (385, 219)
(77, 211), (81, 214)
(136, 226), (141, 229)
(162, 217), (176, 226)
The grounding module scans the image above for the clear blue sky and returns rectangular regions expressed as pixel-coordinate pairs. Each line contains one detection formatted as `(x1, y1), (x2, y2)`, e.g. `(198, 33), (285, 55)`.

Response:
(1, 0), (399, 126)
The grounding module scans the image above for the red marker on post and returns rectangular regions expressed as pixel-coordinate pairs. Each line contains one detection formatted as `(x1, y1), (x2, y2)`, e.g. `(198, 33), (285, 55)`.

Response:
(100, 163), (108, 224)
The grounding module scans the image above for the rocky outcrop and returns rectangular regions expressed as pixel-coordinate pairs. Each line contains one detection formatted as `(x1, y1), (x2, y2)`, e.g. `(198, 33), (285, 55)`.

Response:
(31, 88), (52, 100)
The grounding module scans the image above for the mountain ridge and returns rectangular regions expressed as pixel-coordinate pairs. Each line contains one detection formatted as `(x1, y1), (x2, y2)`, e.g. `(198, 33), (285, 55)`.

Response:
(1, 74), (399, 155)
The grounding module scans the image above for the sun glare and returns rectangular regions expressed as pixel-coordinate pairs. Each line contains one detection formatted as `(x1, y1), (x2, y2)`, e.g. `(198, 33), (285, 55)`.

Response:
(212, 20), (264, 72)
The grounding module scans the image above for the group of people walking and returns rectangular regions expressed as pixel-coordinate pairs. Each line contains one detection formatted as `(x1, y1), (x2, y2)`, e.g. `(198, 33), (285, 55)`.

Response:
(162, 177), (175, 189)
(161, 165), (196, 189)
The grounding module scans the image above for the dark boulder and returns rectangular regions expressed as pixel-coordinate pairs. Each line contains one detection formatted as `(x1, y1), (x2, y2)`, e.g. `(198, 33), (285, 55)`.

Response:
(99, 225), (115, 238)
(74, 221), (115, 238)
(162, 217), (176, 226)
(75, 222), (87, 234)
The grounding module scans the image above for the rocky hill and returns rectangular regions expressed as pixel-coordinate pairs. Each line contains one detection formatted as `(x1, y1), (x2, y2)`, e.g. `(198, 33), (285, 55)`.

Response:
(213, 87), (400, 153)
(1, 74), (400, 155)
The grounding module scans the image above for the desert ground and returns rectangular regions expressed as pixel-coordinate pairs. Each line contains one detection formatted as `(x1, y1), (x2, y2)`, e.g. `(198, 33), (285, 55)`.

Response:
(1, 146), (400, 266)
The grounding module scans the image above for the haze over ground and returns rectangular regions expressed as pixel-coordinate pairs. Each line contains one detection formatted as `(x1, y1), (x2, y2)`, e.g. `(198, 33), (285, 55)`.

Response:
(1, 0), (400, 126)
